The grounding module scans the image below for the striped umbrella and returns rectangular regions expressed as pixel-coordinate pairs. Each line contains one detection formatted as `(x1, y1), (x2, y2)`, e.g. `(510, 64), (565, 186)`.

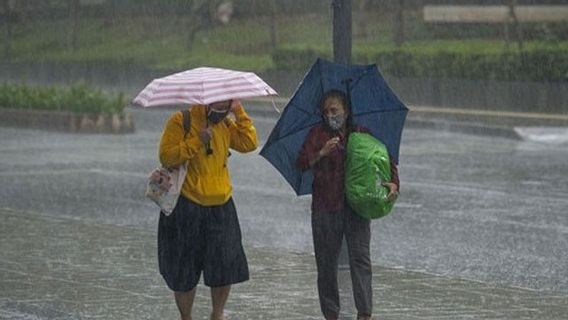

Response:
(132, 67), (278, 107)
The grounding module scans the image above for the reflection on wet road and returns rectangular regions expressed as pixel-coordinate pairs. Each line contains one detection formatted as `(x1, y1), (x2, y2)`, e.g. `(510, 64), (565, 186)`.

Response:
(1, 103), (567, 293)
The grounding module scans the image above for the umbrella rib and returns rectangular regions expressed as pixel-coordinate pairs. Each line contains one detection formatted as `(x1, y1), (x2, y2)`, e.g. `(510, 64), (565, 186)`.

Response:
(347, 66), (376, 90)
(272, 121), (321, 142)
(353, 108), (408, 117)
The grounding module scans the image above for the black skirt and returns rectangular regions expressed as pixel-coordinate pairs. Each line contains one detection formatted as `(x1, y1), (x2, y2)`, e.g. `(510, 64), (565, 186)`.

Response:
(158, 196), (249, 292)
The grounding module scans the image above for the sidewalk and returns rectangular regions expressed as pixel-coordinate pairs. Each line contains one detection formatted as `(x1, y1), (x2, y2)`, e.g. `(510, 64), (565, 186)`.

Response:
(1, 208), (567, 320)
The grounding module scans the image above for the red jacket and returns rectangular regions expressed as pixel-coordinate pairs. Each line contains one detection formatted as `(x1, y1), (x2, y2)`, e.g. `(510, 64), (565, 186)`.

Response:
(297, 124), (399, 214)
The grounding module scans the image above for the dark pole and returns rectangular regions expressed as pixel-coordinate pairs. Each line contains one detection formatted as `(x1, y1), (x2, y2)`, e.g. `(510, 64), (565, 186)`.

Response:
(393, 0), (405, 47)
(68, 0), (79, 51)
(270, 0), (277, 50)
(104, 0), (116, 28)
(507, 0), (524, 52)
(332, 0), (352, 65)
(3, 0), (12, 61)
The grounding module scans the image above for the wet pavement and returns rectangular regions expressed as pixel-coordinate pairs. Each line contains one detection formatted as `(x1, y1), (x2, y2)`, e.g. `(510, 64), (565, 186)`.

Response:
(1, 101), (568, 319)
(2, 208), (568, 320)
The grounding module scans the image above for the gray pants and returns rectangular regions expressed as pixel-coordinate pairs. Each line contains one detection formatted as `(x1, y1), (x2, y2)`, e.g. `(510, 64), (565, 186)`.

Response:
(311, 206), (372, 319)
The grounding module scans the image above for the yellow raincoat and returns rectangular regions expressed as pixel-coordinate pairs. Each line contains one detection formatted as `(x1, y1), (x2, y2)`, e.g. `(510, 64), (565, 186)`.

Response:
(159, 104), (258, 206)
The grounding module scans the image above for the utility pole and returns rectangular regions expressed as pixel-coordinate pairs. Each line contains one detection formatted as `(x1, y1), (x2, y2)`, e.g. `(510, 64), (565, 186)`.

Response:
(2, 0), (12, 61)
(104, 0), (116, 28)
(507, 0), (524, 53)
(270, 0), (277, 50)
(332, 0), (352, 65)
(393, 0), (405, 47)
(68, 0), (79, 51)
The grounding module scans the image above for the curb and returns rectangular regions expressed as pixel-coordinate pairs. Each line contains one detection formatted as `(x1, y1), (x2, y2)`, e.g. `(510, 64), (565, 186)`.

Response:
(243, 97), (568, 139)
(0, 108), (136, 134)
(405, 117), (522, 140)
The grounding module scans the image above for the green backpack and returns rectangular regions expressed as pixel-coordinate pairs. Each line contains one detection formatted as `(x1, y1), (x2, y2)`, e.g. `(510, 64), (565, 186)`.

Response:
(345, 132), (396, 220)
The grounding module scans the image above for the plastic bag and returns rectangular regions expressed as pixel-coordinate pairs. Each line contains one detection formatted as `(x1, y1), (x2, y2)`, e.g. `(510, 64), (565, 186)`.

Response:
(145, 163), (187, 215)
(345, 132), (396, 220)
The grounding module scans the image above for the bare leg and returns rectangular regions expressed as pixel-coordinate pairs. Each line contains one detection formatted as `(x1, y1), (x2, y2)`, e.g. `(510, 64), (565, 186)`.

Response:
(174, 288), (197, 320)
(210, 285), (231, 320)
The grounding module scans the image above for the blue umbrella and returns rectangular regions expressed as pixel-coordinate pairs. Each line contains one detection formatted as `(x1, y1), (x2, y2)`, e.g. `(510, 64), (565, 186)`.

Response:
(260, 58), (408, 196)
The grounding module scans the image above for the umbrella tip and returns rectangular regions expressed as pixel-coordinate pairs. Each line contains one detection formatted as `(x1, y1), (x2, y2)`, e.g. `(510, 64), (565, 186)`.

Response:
(270, 98), (281, 114)
(265, 88), (281, 114)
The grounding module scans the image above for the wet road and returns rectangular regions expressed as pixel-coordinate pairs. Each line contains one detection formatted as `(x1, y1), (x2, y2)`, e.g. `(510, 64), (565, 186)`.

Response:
(1, 103), (567, 293)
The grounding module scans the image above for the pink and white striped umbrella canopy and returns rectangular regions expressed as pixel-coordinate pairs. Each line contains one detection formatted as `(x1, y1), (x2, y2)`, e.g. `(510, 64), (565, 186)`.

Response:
(132, 67), (278, 107)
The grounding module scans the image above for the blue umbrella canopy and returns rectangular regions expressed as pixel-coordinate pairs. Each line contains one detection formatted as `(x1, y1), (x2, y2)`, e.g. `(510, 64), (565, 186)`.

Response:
(260, 58), (408, 196)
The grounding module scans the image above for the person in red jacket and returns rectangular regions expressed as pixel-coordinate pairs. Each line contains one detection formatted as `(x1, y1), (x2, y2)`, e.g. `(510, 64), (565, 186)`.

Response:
(296, 90), (399, 320)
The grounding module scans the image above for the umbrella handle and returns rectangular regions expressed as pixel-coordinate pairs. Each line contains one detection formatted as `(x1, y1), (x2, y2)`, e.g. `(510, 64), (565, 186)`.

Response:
(205, 111), (214, 155)
(341, 78), (354, 111)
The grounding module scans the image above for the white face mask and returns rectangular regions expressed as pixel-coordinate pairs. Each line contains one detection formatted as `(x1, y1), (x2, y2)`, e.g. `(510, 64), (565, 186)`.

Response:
(326, 114), (346, 130)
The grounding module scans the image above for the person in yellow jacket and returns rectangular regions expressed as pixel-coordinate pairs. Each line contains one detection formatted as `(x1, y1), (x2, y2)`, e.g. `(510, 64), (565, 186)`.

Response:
(157, 99), (257, 320)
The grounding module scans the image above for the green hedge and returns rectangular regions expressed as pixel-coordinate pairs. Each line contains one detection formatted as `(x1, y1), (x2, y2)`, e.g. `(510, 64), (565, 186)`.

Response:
(0, 83), (127, 114)
(273, 43), (568, 82)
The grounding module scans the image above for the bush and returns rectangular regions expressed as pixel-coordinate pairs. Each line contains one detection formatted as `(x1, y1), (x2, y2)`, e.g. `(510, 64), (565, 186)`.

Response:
(0, 83), (127, 114)
(272, 42), (568, 82)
